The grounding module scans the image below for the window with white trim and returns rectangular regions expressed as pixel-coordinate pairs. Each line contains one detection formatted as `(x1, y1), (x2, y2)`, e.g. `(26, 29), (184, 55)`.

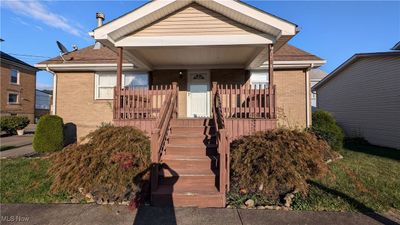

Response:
(8, 93), (19, 104)
(10, 69), (19, 84)
(95, 72), (149, 100)
(250, 70), (269, 89)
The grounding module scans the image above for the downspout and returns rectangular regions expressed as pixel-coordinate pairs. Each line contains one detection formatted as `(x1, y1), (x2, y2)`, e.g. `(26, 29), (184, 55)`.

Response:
(46, 65), (57, 115)
(305, 64), (312, 128)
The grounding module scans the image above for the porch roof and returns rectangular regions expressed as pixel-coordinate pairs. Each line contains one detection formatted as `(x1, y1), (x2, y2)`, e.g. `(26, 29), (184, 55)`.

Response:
(36, 44), (324, 71)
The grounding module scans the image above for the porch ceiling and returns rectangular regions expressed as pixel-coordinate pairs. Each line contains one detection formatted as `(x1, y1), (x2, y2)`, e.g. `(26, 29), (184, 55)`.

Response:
(126, 45), (264, 70)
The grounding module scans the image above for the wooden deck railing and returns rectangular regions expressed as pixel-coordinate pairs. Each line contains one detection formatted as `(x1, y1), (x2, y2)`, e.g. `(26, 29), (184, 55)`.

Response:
(113, 84), (175, 120)
(212, 82), (230, 201)
(150, 82), (178, 192)
(216, 84), (276, 119)
(212, 82), (278, 202)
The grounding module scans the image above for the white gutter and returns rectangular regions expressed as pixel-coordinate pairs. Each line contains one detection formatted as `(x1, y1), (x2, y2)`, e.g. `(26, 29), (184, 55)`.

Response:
(45, 65), (57, 115)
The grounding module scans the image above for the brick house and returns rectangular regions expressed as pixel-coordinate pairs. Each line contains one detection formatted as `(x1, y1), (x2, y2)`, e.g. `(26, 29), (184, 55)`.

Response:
(1, 51), (37, 122)
(36, 0), (325, 207)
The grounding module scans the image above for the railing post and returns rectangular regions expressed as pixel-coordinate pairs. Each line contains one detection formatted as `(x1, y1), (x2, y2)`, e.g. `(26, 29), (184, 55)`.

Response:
(268, 44), (274, 86)
(150, 129), (160, 192)
(172, 82), (178, 118)
(212, 82), (217, 95)
(115, 47), (123, 120)
(219, 129), (227, 195)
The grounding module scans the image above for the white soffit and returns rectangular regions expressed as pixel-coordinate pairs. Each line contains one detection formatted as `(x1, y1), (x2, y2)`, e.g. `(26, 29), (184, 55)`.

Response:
(93, 0), (297, 43)
(115, 34), (274, 47)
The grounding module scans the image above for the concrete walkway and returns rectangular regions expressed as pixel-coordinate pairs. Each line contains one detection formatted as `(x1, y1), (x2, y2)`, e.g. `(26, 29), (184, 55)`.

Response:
(1, 204), (399, 225)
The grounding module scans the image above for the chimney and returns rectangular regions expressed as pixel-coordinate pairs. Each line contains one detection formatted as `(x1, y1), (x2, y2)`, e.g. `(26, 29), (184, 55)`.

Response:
(94, 12), (105, 49)
(96, 12), (105, 27)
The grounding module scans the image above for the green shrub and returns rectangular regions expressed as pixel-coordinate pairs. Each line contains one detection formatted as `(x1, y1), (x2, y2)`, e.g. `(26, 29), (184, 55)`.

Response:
(229, 129), (333, 205)
(33, 115), (64, 152)
(48, 126), (151, 203)
(312, 110), (344, 150)
(0, 116), (30, 134)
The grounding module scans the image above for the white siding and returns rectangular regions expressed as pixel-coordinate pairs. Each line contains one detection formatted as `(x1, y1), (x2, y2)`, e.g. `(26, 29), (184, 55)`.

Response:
(132, 3), (262, 37)
(317, 56), (400, 149)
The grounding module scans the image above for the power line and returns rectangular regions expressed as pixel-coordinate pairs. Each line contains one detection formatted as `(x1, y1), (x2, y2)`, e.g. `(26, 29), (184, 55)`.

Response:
(5, 52), (52, 59)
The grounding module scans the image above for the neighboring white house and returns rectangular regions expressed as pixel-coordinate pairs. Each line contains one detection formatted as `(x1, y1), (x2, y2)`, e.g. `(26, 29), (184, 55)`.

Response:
(313, 47), (400, 149)
(309, 68), (328, 111)
(35, 89), (52, 122)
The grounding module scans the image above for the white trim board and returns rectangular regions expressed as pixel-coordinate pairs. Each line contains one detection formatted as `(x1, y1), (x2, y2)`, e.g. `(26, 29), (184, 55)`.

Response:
(116, 34), (274, 47)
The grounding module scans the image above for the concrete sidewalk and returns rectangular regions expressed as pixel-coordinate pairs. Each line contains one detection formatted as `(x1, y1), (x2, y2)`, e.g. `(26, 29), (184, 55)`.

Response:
(1, 204), (398, 225)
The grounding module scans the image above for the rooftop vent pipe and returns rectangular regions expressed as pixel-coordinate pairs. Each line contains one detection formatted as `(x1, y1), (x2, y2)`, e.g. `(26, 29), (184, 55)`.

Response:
(94, 12), (105, 49)
(96, 12), (105, 27)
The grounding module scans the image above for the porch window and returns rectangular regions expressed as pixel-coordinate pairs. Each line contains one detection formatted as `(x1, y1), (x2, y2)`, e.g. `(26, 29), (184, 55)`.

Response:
(124, 72), (148, 88)
(250, 70), (269, 89)
(10, 69), (19, 84)
(95, 72), (149, 100)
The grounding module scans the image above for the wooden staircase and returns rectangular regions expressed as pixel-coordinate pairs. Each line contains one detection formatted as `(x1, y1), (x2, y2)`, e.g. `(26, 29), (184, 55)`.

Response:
(151, 119), (225, 207)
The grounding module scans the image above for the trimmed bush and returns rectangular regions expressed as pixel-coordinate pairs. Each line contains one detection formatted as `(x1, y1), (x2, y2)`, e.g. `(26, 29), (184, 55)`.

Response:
(312, 110), (344, 150)
(0, 116), (30, 134)
(48, 126), (151, 204)
(33, 115), (64, 152)
(229, 129), (333, 205)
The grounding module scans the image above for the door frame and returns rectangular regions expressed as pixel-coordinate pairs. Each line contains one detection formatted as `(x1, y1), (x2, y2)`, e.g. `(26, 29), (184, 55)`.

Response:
(187, 70), (211, 118)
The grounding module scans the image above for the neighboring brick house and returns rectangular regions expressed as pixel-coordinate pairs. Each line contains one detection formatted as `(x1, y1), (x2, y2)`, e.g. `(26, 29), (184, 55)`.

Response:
(1, 51), (37, 122)
(36, 0), (325, 207)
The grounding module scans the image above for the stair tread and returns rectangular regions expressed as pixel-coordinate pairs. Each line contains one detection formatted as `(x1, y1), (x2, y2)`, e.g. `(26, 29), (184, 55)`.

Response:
(171, 125), (214, 128)
(167, 143), (217, 151)
(163, 155), (216, 161)
(160, 164), (217, 175)
(153, 184), (220, 195)
(170, 133), (216, 137)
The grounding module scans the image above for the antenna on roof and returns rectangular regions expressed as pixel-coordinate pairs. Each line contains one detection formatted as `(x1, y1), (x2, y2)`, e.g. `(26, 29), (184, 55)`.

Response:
(56, 41), (78, 62)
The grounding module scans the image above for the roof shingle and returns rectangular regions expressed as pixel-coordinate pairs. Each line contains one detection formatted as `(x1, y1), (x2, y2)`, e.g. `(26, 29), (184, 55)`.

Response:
(1, 51), (37, 70)
(275, 44), (323, 61)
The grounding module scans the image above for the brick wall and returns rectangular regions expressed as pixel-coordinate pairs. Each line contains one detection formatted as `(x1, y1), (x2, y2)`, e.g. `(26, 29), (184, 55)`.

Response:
(274, 69), (307, 129)
(56, 72), (113, 139)
(55, 69), (308, 139)
(0, 63), (36, 122)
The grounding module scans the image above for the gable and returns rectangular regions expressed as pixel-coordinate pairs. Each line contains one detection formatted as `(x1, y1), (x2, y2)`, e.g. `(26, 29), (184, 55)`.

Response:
(93, 0), (298, 45)
(132, 3), (263, 37)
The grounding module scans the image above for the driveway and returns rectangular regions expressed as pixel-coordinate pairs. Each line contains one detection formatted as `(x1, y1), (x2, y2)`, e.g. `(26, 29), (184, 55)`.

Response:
(1, 204), (399, 225)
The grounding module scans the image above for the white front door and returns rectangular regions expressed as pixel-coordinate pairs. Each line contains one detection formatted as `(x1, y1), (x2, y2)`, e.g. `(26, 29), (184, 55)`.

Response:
(187, 70), (210, 118)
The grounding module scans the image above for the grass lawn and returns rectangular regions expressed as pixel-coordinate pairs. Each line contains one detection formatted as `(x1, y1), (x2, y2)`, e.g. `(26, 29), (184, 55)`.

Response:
(0, 158), (68, 203)
(293, 142), (400, 212)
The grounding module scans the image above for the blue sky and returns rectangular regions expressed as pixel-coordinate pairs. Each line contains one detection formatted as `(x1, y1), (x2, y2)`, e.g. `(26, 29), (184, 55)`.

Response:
(1, 1), (399, 90)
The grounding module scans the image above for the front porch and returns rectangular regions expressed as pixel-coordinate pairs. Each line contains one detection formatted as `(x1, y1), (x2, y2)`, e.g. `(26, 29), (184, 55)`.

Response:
(91, 0), (296, 207)
(110, 36), (278, 207)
